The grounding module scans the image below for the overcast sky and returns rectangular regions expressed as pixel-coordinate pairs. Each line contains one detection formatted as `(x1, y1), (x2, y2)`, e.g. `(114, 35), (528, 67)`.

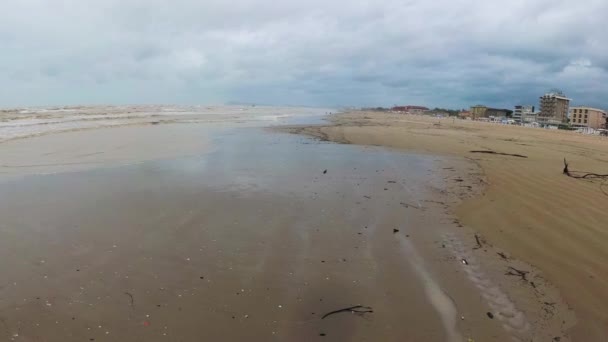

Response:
(1, 0), (606, 109)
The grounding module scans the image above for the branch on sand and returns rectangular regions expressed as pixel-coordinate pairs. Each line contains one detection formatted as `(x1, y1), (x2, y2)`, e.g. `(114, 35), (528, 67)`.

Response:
(505, 267), (529, 282)
(497, 252), (509, 260)
(563, 159), (608, 179)
(473, 234), (483, 250)
(470, 150), (528, 158)
(321, 305), (373, 319)
(563, 159), (608, 197)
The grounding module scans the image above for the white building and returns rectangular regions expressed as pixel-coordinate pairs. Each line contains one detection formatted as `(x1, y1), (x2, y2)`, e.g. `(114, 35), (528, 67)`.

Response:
(513, 105), (535, 123)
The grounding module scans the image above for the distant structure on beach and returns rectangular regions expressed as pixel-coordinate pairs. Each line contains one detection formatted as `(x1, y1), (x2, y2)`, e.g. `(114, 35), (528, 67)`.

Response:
(469, 105), (513, 119)
(486, 108), (513, 118)
(461, 89), (607, 133)
(391, 105), (429, 114)
(513, 105), (535, 123)
(570, 107), (607, 129)
(539, 91), (571, 125)
(458, 110), (472, 119)
(470, 105), (487, 119)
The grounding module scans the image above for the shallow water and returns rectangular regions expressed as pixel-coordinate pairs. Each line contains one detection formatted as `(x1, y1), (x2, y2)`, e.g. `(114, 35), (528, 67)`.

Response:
(0, 105), (331, 142)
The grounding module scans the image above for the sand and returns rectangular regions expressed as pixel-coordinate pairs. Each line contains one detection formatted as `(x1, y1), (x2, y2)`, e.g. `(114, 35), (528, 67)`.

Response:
(285, 111), (608, 341)
(0, 106), (600, 341)
(0, 124), (211, 179)
(0, 120), (519, 341)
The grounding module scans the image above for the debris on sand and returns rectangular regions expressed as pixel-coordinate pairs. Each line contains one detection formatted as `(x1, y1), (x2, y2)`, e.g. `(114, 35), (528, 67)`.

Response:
(321, 305), (373, 319)
(323, 169), (328, 174)
(470, 150), (528, 158)
(124, 292), (135, 307)
(487, 312), (494, 319)
(563, 159), (608, 179)
(505, 266), (529, 282)
(473, 234), (483, 250)
(393, 229), (400, 233)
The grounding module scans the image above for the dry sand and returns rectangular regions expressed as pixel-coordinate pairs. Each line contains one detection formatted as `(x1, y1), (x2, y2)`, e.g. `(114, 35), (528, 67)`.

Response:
(286, 111), (608, 341)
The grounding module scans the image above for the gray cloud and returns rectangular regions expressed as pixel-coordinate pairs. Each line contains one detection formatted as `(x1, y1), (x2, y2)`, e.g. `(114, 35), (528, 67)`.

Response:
(1, 0), (607, 109)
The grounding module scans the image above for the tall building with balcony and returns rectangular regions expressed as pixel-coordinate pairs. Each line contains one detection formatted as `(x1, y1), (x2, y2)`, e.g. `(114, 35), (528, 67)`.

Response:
(538, 92), (571, 125)
(570, 107), (607, 129)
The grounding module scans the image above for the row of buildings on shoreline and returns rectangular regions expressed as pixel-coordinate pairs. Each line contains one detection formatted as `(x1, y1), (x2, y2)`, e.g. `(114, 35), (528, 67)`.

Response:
(463, 91), (607, 132)
(389, 91), (607, 133)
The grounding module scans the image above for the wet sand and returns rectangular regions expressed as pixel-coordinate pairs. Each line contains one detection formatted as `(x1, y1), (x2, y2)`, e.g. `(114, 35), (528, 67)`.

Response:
(0, 107), (576, 341)
(283, 111), (608, 341)
(0, 125), (211, 179)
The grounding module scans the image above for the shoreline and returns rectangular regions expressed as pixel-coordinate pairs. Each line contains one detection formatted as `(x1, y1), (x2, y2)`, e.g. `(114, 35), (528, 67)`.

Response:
(279, 111), (608, 341)
(0, 105), (329, 179)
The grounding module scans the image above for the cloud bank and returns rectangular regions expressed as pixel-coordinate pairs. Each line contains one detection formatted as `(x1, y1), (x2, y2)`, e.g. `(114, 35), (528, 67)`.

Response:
(1, 0), (606, 108)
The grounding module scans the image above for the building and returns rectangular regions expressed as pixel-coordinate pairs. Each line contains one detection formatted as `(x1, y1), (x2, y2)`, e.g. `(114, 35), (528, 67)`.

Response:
(523, 111), (539, 124)
(513, 105), (535, 123)
(458, 111), (472, 119)
(570, 107), (607, 129)
(470, 105), (487, 119)
(539, 92), (571, 125)
(391, 105), (429, 114)
(469, 105), (512, 119)
(486, 108), (513, 118)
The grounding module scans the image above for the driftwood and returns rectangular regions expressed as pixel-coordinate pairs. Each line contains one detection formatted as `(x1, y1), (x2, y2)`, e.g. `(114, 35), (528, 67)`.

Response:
(497, 252), (508, 260)
(563, 159), (608, 197)
(470, 150), (528, 158)
(505, 267), (529, 282)
(563, 159), (608, 179)
(473, 234), (483, 250)
(321, 305), (373, 319)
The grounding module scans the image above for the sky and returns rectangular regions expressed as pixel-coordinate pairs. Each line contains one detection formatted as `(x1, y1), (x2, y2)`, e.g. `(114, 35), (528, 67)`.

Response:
(1, 0), (607, 109)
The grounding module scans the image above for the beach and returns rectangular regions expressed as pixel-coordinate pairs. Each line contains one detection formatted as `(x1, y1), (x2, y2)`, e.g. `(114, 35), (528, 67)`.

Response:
(283, 111), (608, 341)
(0, 106), (598, 341)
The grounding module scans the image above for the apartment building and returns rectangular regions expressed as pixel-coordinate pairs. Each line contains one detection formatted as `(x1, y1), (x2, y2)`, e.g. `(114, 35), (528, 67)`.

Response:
(539, 92), (571, 125)
(570, 107), (607, 129)
(513, 105), (535, 123)
(470, 105), (487, 119)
